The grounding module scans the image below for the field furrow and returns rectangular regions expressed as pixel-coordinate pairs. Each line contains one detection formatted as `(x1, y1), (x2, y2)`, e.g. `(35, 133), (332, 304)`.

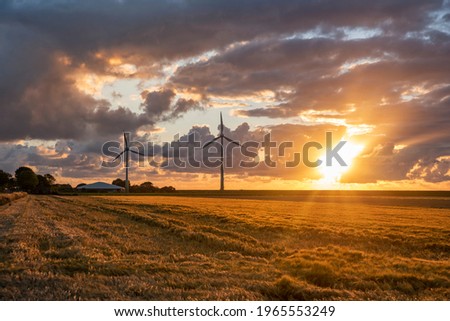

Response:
(0, 194), (449, 300)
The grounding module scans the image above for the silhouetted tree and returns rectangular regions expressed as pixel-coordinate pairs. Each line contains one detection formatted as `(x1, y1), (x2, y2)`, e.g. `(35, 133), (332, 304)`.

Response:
(15, 167), (38, 192)
(75, 183), (86, 189)
(139, 181), (157, 192)
(51, 184), (74, 194)
(112, 178), (126, 187)
(129, 184), (140, 193)
(160, 186), (176, 193)
(44, 174), (56, 185)
(127, 182), (176, 193)
(0, 170), (12, 191)
(34, 174), (55, 194)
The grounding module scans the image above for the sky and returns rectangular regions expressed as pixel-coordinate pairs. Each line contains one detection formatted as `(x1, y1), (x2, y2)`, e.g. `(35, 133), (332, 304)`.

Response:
(1, 0), (450, 190)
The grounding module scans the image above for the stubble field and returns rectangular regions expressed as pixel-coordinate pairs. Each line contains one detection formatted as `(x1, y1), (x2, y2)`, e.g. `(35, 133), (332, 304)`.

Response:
(0, 192), (449, 300)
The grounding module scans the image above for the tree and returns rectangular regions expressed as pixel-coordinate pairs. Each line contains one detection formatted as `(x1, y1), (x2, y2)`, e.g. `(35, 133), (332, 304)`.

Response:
(44, 174), (56, 185)
(112, 178), (126, 187)
(75, 183), (86, 189)
(51, 184), (74, 194)
(0, 170), (12, 191)
(34, 174), (55, 194)
(139, 181), (156, 193)
(160, 186), (176, 193)
(15, 167), (38, 192)
(129, 184), (139, 193)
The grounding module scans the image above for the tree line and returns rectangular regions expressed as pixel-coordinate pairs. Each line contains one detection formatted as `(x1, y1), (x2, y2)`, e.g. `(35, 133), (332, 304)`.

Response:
(111, 179), (175, 193)
(110, 178), (175, 193)
(0, 167), (56, 194)
(0, 168), (176, 194)
(75, 179), (175, 193)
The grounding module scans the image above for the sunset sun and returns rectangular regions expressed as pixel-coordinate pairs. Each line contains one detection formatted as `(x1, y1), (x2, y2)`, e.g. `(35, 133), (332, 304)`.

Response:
(318, 141), (364, 183)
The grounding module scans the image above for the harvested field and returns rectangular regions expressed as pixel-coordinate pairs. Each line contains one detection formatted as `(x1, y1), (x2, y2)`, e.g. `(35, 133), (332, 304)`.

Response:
(0, 193), (449, 300)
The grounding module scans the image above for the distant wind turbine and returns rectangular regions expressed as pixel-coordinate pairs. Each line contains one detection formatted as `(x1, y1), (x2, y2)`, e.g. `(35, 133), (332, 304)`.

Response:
(113, 132), (144, 193)
(203, 112), (240, 191)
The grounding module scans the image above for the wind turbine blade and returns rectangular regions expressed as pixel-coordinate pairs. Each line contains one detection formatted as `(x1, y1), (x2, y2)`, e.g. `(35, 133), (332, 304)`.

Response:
(203, 141), (214, 148)
(124, 132), (128, 147)
(130, 149), (144, 156)
(223, 136), (240, 146)
(220, 112), (223, 134)
(203, 136), (221, 148)
(113, 151), (125, 161)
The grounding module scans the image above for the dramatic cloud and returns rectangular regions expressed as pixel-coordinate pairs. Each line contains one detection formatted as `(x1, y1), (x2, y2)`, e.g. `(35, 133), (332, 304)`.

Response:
(0, 0), (449, 187)
(140, 89), (203, 122)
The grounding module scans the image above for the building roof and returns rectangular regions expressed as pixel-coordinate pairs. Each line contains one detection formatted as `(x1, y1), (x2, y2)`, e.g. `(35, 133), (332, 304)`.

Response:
(76, 182), (124, 190)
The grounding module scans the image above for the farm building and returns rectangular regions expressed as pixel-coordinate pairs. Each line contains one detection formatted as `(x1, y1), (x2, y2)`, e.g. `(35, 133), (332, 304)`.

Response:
(76, 182), (124, 193)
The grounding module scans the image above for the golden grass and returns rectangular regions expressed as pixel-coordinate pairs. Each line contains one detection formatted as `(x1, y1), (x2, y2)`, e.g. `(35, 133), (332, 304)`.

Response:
(0, 193), (448, 300)
(0, 192), (27, 206)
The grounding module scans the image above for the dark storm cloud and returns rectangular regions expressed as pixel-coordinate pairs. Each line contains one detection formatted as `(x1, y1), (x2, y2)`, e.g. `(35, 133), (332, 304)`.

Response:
(1, 0), (444, 140)
(170, 98), (202, 119)
(141, 89), (176, 118)
(0, 22), (147, 141)
(140, 89), (203, 122)
(2, 0), (440, 64)
(173, 32), (450, 115)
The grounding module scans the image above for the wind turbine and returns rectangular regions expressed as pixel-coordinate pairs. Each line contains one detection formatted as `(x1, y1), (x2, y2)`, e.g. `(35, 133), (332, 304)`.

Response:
(113, 132), (144, 193)
(203, 112), (240, 191)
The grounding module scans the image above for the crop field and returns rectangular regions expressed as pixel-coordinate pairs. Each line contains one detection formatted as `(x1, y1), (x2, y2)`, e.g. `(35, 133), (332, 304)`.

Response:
(0, 192), (449, 300)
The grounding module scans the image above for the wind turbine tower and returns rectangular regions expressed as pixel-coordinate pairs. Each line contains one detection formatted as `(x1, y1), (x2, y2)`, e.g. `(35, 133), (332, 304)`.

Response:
(113, 132), (144, 193)
(203, 113), (240, 191)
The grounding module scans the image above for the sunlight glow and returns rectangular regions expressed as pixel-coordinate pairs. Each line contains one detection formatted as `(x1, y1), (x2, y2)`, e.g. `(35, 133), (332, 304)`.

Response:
(73, 72), (116, 97)
(318, 141), (364, 183)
